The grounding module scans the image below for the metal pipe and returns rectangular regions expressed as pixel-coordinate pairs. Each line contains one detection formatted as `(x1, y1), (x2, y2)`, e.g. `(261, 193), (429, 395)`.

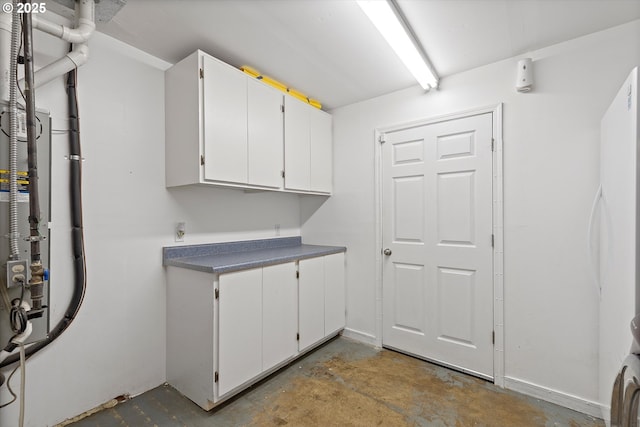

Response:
(21, 3), (44, 309)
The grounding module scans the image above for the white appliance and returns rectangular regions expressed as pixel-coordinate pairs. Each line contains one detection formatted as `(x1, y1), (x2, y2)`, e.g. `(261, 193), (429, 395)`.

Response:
(595, 66), (639, 424)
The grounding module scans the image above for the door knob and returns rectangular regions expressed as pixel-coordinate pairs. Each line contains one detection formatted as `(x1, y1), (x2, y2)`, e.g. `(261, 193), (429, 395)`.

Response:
(383, 248), (392, 256)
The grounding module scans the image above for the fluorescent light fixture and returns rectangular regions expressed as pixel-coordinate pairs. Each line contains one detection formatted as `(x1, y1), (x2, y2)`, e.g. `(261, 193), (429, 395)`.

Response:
(357, 0), (439, 90)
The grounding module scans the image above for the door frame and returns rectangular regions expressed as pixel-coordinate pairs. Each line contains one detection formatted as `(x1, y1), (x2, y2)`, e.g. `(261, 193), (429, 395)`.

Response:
(373, 104), (505, 386)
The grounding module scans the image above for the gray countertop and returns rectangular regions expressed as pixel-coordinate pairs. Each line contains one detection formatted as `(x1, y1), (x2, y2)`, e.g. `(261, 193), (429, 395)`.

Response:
(163, 237), (346, 274)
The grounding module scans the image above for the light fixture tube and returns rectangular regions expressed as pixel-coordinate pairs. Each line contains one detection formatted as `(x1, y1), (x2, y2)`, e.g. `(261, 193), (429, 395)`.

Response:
(357, 0), (439, 90)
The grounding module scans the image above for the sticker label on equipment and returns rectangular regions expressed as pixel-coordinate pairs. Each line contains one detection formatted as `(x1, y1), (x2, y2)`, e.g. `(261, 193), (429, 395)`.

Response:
(0, 169), (29, 202)
(0, 192), (29, 202)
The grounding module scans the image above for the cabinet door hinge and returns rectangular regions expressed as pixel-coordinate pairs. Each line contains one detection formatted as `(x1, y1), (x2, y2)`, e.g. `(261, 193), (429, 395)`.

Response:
(281, 170), (285, 178)
(214, 371), (219, 383)
(296, 333), (300, 341)
(492, 331), (495, 345)
(491, 234), (495, 248)
(199, 68), (204, 79)
(200, 155), (205, 166)
(491, 138), (495, 152)
(296, 271), (299, 279)
(379, 134), (386, 144)
(215, 288), (219, 300)
(281, 104), (285, 113)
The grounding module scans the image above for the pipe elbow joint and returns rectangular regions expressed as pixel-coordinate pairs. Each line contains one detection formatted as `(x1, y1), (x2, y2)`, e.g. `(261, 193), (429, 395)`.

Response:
(68, 44), (89, 67)
(61, 20), (95, 44)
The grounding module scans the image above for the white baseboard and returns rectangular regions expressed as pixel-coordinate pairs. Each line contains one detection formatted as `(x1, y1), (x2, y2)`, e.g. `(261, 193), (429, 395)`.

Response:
(504, 376), (604, 419)
(341, 328), (378, 346)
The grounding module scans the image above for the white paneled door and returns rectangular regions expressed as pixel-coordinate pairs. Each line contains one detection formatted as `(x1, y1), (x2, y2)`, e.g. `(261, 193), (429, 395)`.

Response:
(382, 112), (494, 379)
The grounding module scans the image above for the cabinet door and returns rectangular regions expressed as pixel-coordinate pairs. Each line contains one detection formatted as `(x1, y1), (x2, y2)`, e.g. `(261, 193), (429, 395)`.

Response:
(284, 97), (310, 191)
(324, 253), (345, 335)
(202, 55), (248, 184)
(310, 109), (332, 193)
(248, 79), (284, 188)
(298, 257), (325, 350)
(218, 268), (262, 396)
(262, 262), (298, 371)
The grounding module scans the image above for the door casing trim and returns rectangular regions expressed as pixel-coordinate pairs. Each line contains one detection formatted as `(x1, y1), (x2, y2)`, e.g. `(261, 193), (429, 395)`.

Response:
(373, 103), (505, 386)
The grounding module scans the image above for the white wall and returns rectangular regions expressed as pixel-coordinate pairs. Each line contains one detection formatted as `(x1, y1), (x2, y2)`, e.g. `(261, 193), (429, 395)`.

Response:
(0, 29), (301, 427)
(302, 20), (640, 415)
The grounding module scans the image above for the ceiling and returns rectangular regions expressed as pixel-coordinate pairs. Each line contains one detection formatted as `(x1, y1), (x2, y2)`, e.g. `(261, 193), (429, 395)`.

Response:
(96, 0), (640, 110)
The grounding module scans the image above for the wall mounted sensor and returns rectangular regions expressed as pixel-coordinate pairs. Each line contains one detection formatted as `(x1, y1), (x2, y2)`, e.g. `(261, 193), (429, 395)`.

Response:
(516, 58), (533, 92)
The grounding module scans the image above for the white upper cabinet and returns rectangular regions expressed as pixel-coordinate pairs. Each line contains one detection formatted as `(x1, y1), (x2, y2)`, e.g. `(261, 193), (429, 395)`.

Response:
(284, 96), (333, 194)
(310, 108), (332, 193)
(248, 78), (284, 188)
(284, 96), (311, 191)
(165, 50), (332, 195)
(202, 55), (248, 184)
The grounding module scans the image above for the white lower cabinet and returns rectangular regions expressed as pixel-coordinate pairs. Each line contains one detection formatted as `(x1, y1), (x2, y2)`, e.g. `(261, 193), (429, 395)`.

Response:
(324, 252), (346, 335)
(218, 267), (263, 396)
(299, 253), (346, 351)
(262, 262), (298, 371)
(218, 263), (298, 397)
(166, 252), (345, 410)
(298, 256), (326, 350)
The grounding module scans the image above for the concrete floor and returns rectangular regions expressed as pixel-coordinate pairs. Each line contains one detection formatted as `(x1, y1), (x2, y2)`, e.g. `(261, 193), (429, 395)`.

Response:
(63, 337), (604, 427)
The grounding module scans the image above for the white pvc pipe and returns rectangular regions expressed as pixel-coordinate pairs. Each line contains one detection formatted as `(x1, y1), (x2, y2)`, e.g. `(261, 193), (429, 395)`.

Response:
(31, 43), (89, 88)
(32, 0), (95, 44)
(20, 0), (94, 89)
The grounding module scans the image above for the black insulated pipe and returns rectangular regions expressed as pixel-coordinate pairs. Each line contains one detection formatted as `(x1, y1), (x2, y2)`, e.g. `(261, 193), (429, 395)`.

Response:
(65, 67), (86, 327)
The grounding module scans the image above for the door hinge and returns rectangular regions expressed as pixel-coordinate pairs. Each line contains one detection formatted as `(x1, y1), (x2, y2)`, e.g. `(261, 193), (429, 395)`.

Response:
(296, 333), (300, 341)
(492, 331), (495, 345)
(491, 234), (494, 248)
(281, 104), (285, 113)
(200, 155), (205, 166)
(199, 68), (204, 79)
(215, 288), (219, 300)
(281, 170), (285, 178)
(296, 270), (299, 279)
(379, 134), (386, 144)
(491, 138), (495, 152)
(214, 371), (219, 383)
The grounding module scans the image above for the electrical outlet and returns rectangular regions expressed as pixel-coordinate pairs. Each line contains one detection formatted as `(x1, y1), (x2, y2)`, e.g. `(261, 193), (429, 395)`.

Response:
(5, 260), (27, 289)
(175, 222), (186, 242)
(275, 224), (280, 236)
